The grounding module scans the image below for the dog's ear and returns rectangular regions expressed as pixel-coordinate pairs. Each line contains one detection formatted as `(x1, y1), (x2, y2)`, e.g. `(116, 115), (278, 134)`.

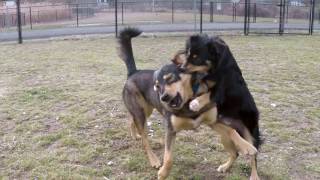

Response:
(207, 37), (232, 70)
(171, 50), (186, 66)
(207, 36), (228, 56)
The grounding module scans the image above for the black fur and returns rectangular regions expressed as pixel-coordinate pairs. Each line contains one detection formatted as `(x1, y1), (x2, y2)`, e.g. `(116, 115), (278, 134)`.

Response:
(185, 34), (261, 149)
(119, 27), (142, 78)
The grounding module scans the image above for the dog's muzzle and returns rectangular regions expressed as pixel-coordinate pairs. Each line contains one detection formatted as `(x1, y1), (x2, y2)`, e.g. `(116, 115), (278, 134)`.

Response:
(160, 92), (182, 109)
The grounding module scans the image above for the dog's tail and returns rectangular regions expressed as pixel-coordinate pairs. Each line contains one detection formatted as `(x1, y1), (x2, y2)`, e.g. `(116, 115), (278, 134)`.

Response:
(118, 27), (142, 78)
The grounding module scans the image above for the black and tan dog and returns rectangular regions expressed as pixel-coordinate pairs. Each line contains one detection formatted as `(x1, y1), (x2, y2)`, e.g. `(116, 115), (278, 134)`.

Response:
(118, 28), (257, 179)
(172, 34), (262, 180)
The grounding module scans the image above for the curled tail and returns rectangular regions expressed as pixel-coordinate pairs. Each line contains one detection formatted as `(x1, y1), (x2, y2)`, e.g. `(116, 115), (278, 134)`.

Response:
(118, 27), (142, 78)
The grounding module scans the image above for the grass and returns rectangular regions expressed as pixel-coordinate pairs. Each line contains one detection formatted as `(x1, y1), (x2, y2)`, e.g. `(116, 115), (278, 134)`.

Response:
(0, 34), (319, 179)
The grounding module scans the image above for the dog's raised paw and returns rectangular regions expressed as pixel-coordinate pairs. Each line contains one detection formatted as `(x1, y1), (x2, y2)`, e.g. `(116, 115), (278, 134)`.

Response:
(189, 99), (201, 112)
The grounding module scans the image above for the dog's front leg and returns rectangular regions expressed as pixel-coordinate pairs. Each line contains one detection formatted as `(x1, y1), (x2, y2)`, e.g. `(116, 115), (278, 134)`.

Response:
(158, 118), (176, 180)
(189, 92), (211, 112)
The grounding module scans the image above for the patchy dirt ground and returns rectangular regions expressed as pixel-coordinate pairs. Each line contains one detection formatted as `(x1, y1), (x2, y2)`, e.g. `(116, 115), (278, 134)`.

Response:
(0, 35), (319, 180)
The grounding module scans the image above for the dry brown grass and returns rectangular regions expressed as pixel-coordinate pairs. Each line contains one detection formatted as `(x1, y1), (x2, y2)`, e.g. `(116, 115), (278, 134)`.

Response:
(0, 35), (319, 179)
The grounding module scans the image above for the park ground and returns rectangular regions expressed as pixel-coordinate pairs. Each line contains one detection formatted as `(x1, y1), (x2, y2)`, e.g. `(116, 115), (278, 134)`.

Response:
(0, 34), (319, 179)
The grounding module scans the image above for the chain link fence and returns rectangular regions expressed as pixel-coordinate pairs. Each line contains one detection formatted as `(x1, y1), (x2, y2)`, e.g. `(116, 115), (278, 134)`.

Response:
(0, 0), (319, 42)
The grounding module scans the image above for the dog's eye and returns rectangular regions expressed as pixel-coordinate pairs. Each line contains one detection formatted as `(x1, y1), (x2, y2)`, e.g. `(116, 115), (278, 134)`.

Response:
(192, 54), (198, 58)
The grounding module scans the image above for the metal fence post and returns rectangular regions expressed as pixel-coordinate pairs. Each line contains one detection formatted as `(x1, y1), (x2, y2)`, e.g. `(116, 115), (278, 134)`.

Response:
(76, 4), (79, 27)
(69, 5), (72, 20)
(279, 0), (283, 35)
(87, 3), (89, 18)
(318, 9), (320, 24)
(29, 7), (32, 29)
(234, 3), (237, 22)
(121, 2), (124, 25)
(23, 13), (26, 25)
(248, 0), (251, 24)
(309, 0), (315, 35)
(244, 0), (247, 35)
(232, 3), (235, 22)
(309, 0), (312, 34)
(200, 0), (203, 33)
(193, 0), (197, 31)
(3, 13), (6, 27)
(248, 0), (251, 34)
(16, 0), (23, 44)
(244, 0), (250, 35)
(254, 3), (257, 23)
(210, 2), (213, 22)
(286, 2), (289, 23)
(282, 0), (286, 34)
(171, 0), (174, 24)
(56, 9), (58, 21)
(115, 0), (118, 37)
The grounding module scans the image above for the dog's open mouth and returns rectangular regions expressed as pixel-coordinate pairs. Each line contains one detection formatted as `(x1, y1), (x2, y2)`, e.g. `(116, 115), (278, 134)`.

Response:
(168, 93), (182, 109)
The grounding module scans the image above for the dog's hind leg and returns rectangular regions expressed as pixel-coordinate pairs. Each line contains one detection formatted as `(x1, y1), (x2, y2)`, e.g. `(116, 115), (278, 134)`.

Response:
(158, 124), (176, 180)
(140, 126), (161, 168)
(249, 154), (260, 180)
(131, 109), (161, 169)
(210, 122), (257, 156)
(217, 134), (238, 173)
(129, 116), (141, 140)
(123, 84), (160, 168)
(242, 129), (260, 180)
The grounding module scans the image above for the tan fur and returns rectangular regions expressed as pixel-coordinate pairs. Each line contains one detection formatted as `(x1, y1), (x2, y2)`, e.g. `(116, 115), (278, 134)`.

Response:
(170, 107), (218, 132)
(158, 143), (174, 180)
(190, 92), (212, 111)
(163, 73), (173, 81)
(172, 51), (186, 65)
(137, 94), (153, 118)
(130, 118), (141, 140)
(141, 130), (161, 168)
(163, 73), (194, 108)
(217, 135), (238, 173)
(158, 107), (258, 179)
(209, 123), (257, 156)
(250, 155), (260, 180)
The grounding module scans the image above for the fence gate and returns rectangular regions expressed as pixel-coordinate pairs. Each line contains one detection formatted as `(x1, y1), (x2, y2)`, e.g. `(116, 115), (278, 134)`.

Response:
(245, 0), (315, 35)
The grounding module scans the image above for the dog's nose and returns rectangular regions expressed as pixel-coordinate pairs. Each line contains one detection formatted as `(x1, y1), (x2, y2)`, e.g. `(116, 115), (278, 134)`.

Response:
(160, 94), (171, 102)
